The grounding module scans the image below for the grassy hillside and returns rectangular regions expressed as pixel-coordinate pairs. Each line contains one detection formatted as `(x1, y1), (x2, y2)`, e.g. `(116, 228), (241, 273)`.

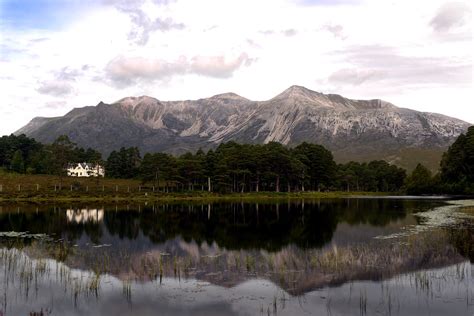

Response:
(334, 147), (445, 172)
(0, 171), (141, 199)
(0, 171), (389, 202)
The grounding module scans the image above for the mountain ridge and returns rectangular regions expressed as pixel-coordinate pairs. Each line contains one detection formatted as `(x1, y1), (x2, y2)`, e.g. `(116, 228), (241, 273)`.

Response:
(16, 86), (471, 171)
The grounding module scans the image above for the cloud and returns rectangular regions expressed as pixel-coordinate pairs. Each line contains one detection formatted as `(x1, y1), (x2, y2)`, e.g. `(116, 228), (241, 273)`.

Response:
(260, 30), (275, 35)
(260, 29), (298, 37)
(103, 0), (175, 6)
(295, 0), (359, 6)
(190, 53), (253, 78)
(126, 13), (185, 45)
(44, 100), (67, 109)
(0, 42), (28, 61)
(105, 53), (253, 86)
(29, 37), (49, 43)
(56, 67), (82, 81)
(328, 45), (471, 87)
(322, 24), (346, 39)
(282, 29), (298, 37)
(329, 68), (384, 85)
(35, 66), (89, 96)
(105, 0), (184, 45)
(105, 55), (187, 85)
(37, 80), (74, 96)
(430, 2), (472, 32)
(246, 39), (261, 48)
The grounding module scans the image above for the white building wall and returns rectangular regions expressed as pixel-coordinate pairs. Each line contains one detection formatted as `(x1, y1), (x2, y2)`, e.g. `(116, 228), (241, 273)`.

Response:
(67, 163), (105, 177)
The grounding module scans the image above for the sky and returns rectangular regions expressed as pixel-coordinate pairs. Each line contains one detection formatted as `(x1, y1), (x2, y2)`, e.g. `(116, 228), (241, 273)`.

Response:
(0, 0), (472, 136)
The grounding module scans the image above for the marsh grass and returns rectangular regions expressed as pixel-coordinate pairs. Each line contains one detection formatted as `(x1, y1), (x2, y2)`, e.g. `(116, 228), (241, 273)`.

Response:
(122, 279), (132, 304)
(1, 225), (468, 298)
(460, 206), (474, 215)
(359, 289), (367, 316)
(0, 235), (472, 314)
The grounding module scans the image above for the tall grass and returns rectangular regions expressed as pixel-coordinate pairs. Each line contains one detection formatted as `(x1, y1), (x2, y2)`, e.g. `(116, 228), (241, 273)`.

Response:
(1, 226), (468, 297)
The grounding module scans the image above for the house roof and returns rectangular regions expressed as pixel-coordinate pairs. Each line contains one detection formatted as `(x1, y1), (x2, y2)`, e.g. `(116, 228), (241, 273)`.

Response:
(67, 162), (103, 169)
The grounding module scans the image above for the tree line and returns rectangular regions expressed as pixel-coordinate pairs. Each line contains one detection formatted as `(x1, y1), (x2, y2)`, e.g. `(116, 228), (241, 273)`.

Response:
(1, 126), (473, 194)
(404, 126), (474, 195)
(0, 134), (101, 175)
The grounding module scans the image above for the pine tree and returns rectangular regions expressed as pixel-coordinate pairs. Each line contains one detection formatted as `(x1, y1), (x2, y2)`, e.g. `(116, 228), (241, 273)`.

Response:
(405, 163), (432, 195)
(440, 126), (474, 193)
(10, 150), (24, 173)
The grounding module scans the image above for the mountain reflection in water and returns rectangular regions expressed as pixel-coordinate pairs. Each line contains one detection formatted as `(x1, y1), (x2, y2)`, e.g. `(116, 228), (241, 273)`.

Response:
(0, 198), (472, 315)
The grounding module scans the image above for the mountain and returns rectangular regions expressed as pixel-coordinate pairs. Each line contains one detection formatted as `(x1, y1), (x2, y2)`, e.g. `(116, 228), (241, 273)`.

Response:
(16, 85), (470, 170)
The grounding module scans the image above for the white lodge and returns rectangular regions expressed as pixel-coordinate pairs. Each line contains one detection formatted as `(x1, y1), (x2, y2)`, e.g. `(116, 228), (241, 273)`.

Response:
(67, 163), (105, 177)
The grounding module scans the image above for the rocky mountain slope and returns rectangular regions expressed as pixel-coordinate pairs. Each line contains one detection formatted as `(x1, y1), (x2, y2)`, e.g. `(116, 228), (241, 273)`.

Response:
(16, 86), (470, 170)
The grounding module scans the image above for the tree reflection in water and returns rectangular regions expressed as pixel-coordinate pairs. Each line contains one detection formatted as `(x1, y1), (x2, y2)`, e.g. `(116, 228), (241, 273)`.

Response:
(0, 199), (437, 251)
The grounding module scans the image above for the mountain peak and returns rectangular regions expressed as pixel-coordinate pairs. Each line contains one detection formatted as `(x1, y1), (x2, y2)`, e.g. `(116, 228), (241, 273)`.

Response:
(281, 85), (317, 95)
(210, 92), (248, 101)
(15, 116), (55, 136)
(270, 85), (323, 103)
(114, 96), (158, 108)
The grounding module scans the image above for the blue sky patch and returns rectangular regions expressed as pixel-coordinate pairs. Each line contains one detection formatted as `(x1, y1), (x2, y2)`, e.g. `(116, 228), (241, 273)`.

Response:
(0, 0), (91, 30)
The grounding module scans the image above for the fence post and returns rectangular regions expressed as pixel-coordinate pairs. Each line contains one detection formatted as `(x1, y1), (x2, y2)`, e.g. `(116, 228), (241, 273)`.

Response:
(18, 184), (21, 192)
(0, 184), (2, 192)
(86, 186), (89, 192)
(36, 184), (39, 191)
(127, 186), (130, 193)
(70, 185), (73, 191)
(102, 185), (105, 192)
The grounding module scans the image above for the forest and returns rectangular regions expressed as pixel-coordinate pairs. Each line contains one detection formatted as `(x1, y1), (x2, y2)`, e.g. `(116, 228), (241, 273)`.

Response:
(0, 126), (473, 194)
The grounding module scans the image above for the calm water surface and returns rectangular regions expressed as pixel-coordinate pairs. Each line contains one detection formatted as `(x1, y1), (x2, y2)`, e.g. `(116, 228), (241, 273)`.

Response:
(0, 198), (472, 315)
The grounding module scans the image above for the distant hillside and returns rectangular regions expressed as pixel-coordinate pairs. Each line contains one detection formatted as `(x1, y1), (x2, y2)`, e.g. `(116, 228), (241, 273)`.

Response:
(16, 85), (470, 170)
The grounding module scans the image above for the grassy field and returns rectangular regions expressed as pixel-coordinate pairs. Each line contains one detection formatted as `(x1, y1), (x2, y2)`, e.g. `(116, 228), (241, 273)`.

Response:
(334, 147), (445, 173)
(0, 172), (392, 202)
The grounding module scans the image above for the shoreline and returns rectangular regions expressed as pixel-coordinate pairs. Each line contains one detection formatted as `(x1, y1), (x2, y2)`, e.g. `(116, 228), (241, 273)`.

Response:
(0, 191), (395, 202)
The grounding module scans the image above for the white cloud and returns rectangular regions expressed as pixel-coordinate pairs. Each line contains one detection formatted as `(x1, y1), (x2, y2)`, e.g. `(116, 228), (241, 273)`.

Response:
(105, 55), (187, 85)
(189, 53), (253, 78)
(37, 80), (74, 96)
(329, 68), (384, 85)
(430, 2), (472, 32)
(44, 100), (68, 109)
(105, 53), (252, 86)
(321, 24), (346, 39)
(105, 0), (185, 45)
(282, 29), (298, 37)
(329, 45), (471, 86)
